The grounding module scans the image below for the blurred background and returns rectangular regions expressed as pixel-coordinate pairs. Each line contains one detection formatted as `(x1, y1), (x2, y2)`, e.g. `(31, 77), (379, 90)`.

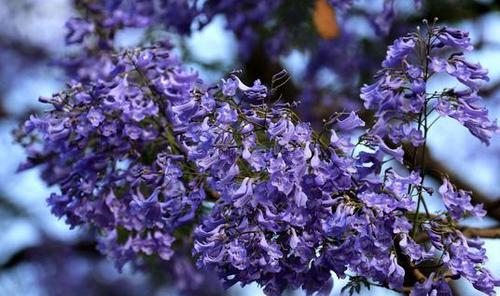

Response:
(0, 0), (498, 295)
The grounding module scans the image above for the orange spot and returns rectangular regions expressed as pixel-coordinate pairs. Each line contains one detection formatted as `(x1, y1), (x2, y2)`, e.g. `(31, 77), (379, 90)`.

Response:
(313, 0), (340, 39)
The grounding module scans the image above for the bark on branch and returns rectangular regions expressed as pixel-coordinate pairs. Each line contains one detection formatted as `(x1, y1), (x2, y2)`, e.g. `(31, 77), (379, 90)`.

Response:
(462, 227), (500, 239)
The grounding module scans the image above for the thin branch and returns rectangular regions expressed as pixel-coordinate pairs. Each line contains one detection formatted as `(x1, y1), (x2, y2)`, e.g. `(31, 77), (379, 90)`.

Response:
(0, 239), (99, 270)
(411, 265), (427, 283)
(0, 34), (51, 60)
(403, 145), (500, 222)
(479, 80), (500, 98)
(462, 227), (500, 239)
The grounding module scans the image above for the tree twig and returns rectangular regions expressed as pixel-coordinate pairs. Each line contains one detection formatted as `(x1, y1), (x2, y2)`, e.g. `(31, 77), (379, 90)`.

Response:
(462, 227), (500, 239)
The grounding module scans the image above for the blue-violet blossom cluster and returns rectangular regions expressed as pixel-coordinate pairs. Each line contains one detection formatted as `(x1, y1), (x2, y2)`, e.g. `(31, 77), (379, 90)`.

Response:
(17, 17), (500, 296)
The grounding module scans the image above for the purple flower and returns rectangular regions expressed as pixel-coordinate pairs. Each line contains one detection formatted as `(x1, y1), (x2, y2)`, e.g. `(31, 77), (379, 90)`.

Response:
(434, 90), (499, 145)
(216, 103), (238, 124)
(65, 17), (93, 44)
(373, 0), (396, 35)
(328, 0), (354, 11)
(364, 24), (498, 147)
(222, 78), (238, 96)
(374, 136), (404, 163)
(446, 55), (489, 91)
(410, 274), (452, 296)
(399, 234), (433, 263)
(435, 27), (473, 51)
(439, 178), (486, 220)
(381, 37), (416, 68)
(124, 124), (142, 140)
(232, 76), (268, 104)
(86, 107), (105, 127)
(336, 111), (365, 131)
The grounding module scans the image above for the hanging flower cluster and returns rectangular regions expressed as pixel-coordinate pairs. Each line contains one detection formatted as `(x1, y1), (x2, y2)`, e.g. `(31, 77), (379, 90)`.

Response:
(360, 21), (499, 295)
(361, 23), (498, 147)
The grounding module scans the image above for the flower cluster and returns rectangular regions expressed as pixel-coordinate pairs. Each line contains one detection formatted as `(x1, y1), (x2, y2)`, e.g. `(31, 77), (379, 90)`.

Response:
(17, 19), (500, 296)
(64, 0), (426, 125)
(361, 23), (499, 146)
(20, 45), (207, 273)
(67, 0), (199, 45)
(360, 22), (499, 295)
(61, 1), (201, 83)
